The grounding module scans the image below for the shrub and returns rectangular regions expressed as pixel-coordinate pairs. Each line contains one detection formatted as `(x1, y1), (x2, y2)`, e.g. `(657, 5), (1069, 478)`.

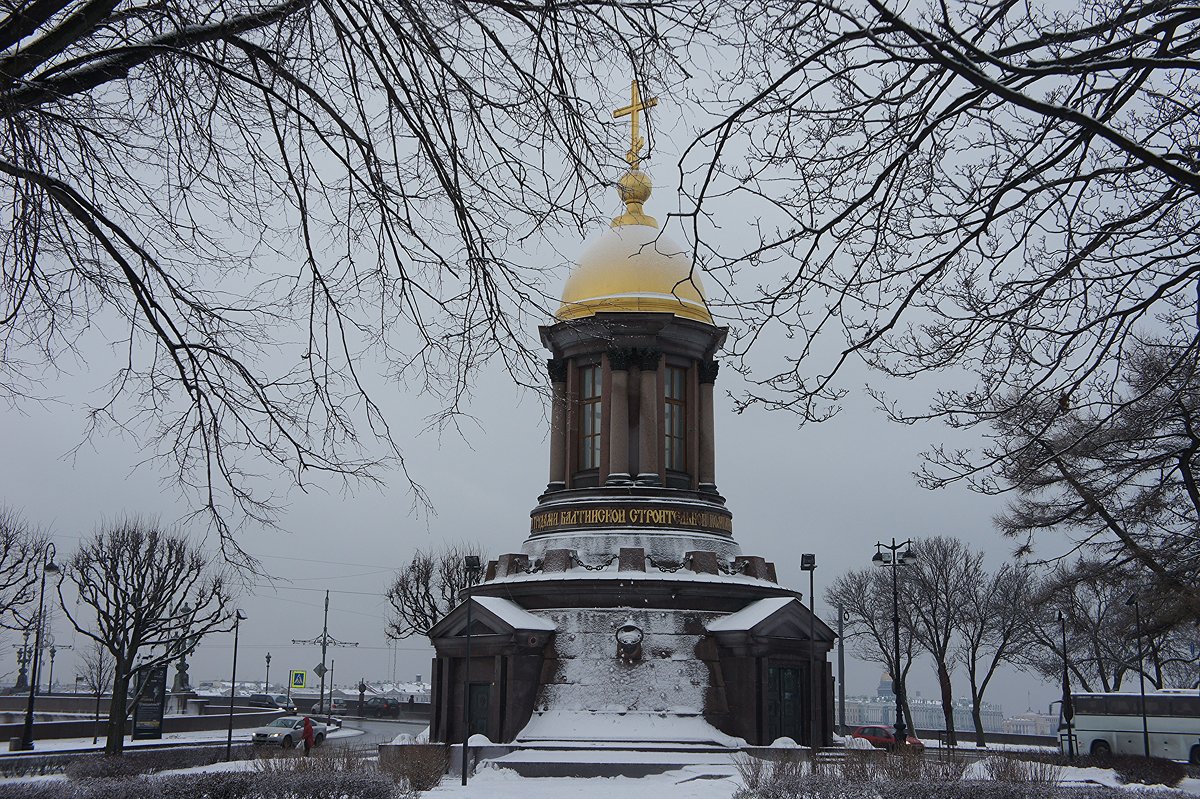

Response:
(871, 749), (923, 782)
(1106, 754), (1187, 787)
(0, 783), (73, 799)
(379, 743), (450, 792)
(834, 751), (873, 783)
(252, 746), (373, 774)
(75, 777), (163, 799)
(731, 751), (809, 799)
(920, 755), (968, 783)
(64, 756), (145, 781)
(155, 770), (394, 799)
(63, 746), (251, 781)
(0, 755), (59, 778)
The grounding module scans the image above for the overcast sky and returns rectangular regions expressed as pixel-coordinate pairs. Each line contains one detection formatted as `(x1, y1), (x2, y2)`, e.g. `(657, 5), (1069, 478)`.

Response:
(0, 98), (1066, 720)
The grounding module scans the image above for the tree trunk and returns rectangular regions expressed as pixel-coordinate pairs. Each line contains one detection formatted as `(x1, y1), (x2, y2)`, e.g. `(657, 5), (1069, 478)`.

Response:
(105, 667), (129, 755)
(902, 697), (915, 737)
(971, 694), (987, 748)
(937, 660), (956, 746)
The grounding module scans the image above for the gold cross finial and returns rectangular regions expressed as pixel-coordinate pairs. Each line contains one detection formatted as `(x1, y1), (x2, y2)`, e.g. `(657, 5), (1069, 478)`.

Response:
(613, 80), (658, 169)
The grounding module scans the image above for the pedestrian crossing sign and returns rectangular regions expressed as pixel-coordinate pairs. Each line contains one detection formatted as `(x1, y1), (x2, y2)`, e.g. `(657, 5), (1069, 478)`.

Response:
(290, 670), (306, 689)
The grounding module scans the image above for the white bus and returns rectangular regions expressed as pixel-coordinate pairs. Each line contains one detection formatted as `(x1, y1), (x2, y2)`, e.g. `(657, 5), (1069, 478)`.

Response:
(1063, 690), (1200, 763)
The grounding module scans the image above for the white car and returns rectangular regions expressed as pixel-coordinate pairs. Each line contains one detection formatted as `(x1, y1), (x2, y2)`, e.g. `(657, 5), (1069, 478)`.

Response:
(251, 716), (328, 748)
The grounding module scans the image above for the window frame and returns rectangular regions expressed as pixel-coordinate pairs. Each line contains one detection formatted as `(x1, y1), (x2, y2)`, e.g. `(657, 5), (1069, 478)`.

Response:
(664, 364), (687, 473)
(578, 362), (602, 471)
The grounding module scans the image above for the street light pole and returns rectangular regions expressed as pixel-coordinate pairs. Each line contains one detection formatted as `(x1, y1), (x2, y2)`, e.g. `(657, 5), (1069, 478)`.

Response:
(461, 555), (482, 786)
(1058, 611), (1076, 760)
(20, 543), (59, 750)
(46, 646), (56, 694)
(800, 554), (817, 745)
(226, 609), (246, 761)
(837, 605), (846, 736)
(1125, 594), (1150, 758)
(872, 537), (912, 746)
(265, 652), (272, 693)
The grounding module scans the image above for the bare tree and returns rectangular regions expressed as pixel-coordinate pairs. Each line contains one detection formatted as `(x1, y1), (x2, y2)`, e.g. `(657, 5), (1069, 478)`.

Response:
(825, 567), (918, 734)
(0, 507), (45, 628)
(0, 0), (718, 557)
(78, 638), (113, 697)
(385, 542), (486, 640)
(59, 518), (232, 754)
(1021, 564), (1137, 694)
(956, 564), (1031, 747)
(678, 0), (1200, 550)
(907, 536), (977, 745)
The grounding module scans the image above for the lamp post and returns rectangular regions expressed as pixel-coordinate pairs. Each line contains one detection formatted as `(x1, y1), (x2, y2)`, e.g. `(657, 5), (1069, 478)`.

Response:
(14, 629), (30, 691)
(264, 652), (272, 692)
(19, 543), (59, 750)
(46, 646), (57, 694)
(173, 602), (193, 693)
(837, 605), (847, 736)
(460, 555), (482, 786)
(800, 553), (817, 745)
(1125, 593), (1150, 758)
(1058, 611), (1076, 760)
(872, 538), (913, 746)
(226, 609), (246, 761)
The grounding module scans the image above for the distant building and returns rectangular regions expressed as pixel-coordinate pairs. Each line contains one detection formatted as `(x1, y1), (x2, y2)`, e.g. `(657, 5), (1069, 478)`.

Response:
(844, 680), (1005, 733)
(1001, 711), (1058, 737)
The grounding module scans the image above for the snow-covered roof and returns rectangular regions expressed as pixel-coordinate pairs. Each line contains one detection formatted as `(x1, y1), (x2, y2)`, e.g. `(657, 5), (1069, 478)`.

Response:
(472, 595), (556, 631)
(705, 597), (799, 632)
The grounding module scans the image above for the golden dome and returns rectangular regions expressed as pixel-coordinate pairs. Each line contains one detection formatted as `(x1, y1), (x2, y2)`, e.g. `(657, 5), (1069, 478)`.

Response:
(555, 222), (713, 325)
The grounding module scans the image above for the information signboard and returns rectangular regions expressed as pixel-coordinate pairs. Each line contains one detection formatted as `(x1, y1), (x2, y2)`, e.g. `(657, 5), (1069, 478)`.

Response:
(131, 664), (168, 740)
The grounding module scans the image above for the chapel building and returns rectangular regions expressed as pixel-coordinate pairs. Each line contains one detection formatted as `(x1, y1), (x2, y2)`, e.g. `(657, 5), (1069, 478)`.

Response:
(428, 84), (835, 751)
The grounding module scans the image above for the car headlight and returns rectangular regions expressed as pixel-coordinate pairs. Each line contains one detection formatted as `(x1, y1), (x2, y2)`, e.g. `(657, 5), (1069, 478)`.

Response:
(269, 732), (281, 737)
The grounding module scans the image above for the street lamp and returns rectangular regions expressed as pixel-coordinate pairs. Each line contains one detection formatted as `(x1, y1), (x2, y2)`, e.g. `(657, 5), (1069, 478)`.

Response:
(1125, 593), (1150, 758)
(226, 609), (246, 761)
(872, 538), (913, 746)
(173, 602), (193, 693)
(46, 646), (57, 694)
(460, 554), (482, 786)
(264, 652), (272, 692)
(800, 553), (817, 746)
(19, 543), (59, 750)
(15, 629), (30, 691)
(1058, 611), (1076, 760)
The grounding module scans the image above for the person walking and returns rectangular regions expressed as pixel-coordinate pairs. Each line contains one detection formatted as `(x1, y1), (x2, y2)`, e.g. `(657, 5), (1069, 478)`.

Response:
(302, 716), (315, 756)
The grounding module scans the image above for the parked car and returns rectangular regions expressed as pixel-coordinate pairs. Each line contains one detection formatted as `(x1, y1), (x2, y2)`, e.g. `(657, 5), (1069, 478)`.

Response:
(248, 693), (298, 714)
(850, 725), (925, 751)
(363, 696), (402, 718)
(251, 716), (328, 748)
(311, 696), (349, 717)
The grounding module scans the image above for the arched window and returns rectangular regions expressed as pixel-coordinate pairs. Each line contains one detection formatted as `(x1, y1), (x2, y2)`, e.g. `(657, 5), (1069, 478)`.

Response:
(579, 364), (602, 470)
(664, 365), (687, 472)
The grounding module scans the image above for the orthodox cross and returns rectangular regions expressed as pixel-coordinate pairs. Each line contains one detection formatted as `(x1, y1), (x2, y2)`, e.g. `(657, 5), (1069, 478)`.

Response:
(612, 80), (658, 169)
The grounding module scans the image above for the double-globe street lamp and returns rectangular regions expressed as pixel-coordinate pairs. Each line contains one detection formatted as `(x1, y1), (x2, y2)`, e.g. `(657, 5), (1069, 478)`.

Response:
(19, 543), (59, 751)
(872, 538), (914, 746)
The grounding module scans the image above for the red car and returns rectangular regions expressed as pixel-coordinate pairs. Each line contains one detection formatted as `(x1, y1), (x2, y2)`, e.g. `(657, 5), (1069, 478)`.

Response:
(851, 725), (925, 751)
